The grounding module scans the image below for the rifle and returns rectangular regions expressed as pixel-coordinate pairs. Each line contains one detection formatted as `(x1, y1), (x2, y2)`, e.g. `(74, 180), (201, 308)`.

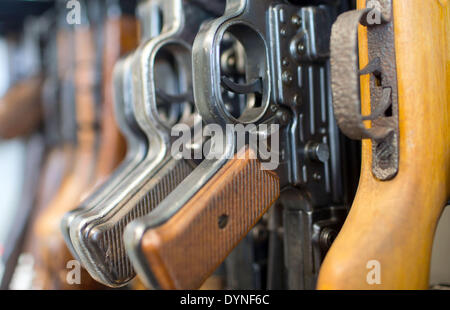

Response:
(317, 0), (449, 289)
(0, 75), (44, 140)
(31, 0), (102, 289)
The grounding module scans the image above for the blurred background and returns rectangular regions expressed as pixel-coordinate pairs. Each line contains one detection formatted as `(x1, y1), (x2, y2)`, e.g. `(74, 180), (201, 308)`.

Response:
(0, 0), (55, 288)
(0, 0), (143, 289)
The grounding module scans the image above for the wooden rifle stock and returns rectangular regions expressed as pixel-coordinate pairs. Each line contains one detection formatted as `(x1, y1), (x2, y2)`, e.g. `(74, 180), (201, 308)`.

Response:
(32, 25), (100, 289)
(317, 0), (450, 289)
(0, 75), (44, 139)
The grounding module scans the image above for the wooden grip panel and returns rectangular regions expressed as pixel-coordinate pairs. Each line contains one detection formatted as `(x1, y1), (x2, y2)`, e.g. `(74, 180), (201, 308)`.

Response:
(141, 148), (280, 289)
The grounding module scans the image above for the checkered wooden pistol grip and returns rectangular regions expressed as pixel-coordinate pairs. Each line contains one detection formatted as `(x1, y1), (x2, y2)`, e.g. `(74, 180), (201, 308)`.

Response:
(140, 148), (280, 289)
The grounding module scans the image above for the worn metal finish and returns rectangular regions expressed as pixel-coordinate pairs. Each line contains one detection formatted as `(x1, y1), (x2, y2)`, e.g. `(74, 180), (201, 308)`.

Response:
(268, 3), (348, 289)
(61, 0), (159, 263)
(124, 0), (278, 289)
(280, 188), (347, 289)
(61, 56), (149, 260)
(67, 0), (211, 287)
(125, 0), (350, 290)
(330, 0), (398, 180)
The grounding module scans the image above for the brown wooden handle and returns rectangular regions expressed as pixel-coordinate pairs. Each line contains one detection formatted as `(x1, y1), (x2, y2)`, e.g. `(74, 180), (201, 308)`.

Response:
(0, 75), (43, 139)
(140, 147), (280, 289)
(317, 0), (450, 289)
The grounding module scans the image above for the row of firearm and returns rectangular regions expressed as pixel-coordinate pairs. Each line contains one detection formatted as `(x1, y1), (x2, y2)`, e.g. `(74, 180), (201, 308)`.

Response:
(1, 0), (447, 290)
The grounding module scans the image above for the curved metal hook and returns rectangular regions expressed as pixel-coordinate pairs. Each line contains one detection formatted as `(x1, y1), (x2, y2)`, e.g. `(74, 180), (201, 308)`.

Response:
(330, 7), (393, 141)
